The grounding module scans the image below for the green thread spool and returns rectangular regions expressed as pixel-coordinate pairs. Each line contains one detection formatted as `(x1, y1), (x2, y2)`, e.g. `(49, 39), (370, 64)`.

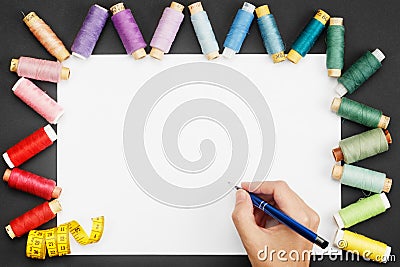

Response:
(326, 17), (344, 77)
(331, 97), (390, 129)
(332, 128), (391, 164)
(332, 164), (392, 193)
(334, 193), (390, 228)
(335, 49), (385, 96)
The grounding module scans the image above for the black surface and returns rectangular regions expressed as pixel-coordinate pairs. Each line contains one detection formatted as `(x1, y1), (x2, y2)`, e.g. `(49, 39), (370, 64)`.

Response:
(0, 0), (398, 266)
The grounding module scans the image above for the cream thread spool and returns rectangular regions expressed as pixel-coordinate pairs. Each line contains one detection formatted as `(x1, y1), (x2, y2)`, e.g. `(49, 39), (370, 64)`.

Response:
(10, 58), (70, 81)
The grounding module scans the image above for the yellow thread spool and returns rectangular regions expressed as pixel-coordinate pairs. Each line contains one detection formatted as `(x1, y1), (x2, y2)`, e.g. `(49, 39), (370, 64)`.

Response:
(335, 230), (391, 263)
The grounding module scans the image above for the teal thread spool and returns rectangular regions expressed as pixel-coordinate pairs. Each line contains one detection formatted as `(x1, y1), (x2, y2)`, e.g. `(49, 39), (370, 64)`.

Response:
(331, 97), (390, 129)
(332, 128), (392, 164)
(255, 5), (285, 63)
(189, 2), (219, 60)
(334, 193), (390, 228)
(287, 9), (330, 64)
(222, 2), (255, 58)
(332, 164), (392, 193)
(335, 49), (385, 96)
(326, 17), (345, 77)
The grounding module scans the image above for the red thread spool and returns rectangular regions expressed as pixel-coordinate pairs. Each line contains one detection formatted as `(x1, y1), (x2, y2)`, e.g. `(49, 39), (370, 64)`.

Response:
(6, 200), (62, 239)
(2, 125), (57, 168)
(3, 168), (61, 200)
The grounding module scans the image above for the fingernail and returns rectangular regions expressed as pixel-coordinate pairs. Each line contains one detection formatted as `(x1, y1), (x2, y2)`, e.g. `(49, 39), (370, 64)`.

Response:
(236, 190), (247, 204)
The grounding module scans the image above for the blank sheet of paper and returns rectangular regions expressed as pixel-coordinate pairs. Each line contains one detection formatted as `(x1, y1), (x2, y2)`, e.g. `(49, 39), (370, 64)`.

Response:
(57, 55), (340, 255)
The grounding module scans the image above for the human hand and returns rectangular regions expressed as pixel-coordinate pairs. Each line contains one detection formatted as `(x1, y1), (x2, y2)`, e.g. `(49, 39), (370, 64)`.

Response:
(232, 181), (320, 267)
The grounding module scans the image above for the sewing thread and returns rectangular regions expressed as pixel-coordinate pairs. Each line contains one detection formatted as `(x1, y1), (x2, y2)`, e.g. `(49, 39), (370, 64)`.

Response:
(326, 17), (344, 77)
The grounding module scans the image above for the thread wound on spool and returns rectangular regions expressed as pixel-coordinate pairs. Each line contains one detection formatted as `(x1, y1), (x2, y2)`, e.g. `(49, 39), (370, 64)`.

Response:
(23, 12), (70, 62)
(71, 4), (109, 59)
(12, 78), (64, 124)
(326, 17), (344, 77)
(256, 5), (285, 63)
(150, 2), (185, 60)
(111, 3), (147, 60)
(288, 9), (330, 64)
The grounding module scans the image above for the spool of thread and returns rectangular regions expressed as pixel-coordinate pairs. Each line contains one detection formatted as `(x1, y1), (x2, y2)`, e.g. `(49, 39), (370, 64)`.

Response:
(332, 164), (392, 193)
(110, 2), (147, 60)
(150, 2), (185, 60)
(189, 2), (220, 60)
(3, 168), (61, 200)
(222, 2), (255, 59)
(12, 78), (64, 124)
(71, 4), (109, 59)
(2, 125), (57, 168)
(287, 9), (330, 64)
(334, 193), (390, 228)
(23, 12), (70, 62)
(335, 230), (391, 263)
(10, 57), (69, 83)
(5, 200), (62, 239)
(335, 49), (385, 96)
(331, 97), (390, 129)
(326, 17), (345, 77)
(255, 5), (285, 63)
(332, 128), (391, 164)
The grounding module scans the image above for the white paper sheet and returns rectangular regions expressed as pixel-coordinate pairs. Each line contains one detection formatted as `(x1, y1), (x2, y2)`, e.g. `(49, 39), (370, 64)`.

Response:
(57, 54), (340, 255)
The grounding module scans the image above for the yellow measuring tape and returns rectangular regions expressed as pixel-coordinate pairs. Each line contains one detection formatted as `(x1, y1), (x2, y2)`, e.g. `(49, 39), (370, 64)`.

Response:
(26, 216), (104, 259)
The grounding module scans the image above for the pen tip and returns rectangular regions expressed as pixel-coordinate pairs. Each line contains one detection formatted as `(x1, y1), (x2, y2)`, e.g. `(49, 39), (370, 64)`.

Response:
(234, 186), (241, 190)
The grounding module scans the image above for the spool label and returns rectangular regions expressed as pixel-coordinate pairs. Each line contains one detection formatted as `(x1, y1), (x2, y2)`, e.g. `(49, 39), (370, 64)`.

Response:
(314, 10), (330, 25)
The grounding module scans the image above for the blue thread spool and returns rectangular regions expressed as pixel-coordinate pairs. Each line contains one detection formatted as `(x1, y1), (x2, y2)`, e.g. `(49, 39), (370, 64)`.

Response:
(255, 5), (285, 63)
(189, 2), (219, 60)
(222, 2), (255, 58)
(287, 9), (330, 64)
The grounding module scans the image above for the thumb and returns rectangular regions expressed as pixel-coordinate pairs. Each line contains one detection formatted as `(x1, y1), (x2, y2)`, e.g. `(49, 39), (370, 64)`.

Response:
(232, 190), (261, 242)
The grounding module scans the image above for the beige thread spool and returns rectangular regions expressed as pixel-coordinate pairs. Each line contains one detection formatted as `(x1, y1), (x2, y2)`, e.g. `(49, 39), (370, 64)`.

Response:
(10, 58), (70, 80)
(327, 17), (344, 77)
(150, 1), (185, 60)
(110, 2), (147, 60)
(23, 12), (70, 62)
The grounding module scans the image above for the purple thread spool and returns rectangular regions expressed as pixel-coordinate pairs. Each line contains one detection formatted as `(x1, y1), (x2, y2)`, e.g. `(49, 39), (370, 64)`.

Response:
(71, 4), (109, 59)
(150, 2), (184, 60)
(110, 3), (147, 60)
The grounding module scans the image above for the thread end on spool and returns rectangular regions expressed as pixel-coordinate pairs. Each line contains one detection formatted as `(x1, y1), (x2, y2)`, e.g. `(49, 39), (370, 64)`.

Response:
(384, 129), (392, 144)
(10, 59), (18, 72)
(170, 2), (184, 13)
(5, 225), (16, 239)
(110, 3), (125, 15)
(335, 83), (348, 97)
(23, 12), (38, 25)
(332, 147), (344, 162)
(383, 178), (392, 193)
(3, 152), (15, 169)
(188, 2), (203, 15)
(378, 115), (390, 129)
(272, 52), (286, 63)
(52, 186), (62, 198)
(222, 47), (236, 58)
(328, 69), (341, 78)
(44, 125), (57, 142)
(255, 5), (270, 18)
(372, 49), (385, 62)
(331, 164), (343, 180)
(242, 2), (255, 13)
(330, 17), (343, 26)
(333, 212), (344, 228)
(61, 67), (70, 80)
(331, 97), (341, 113)
(49, 199), (62, 214)
(287, 50), (302, 64)
(150, 48), (164, 60)
(206, 51), (220, 60)
(3, 169), (11, 182)
(132, 48), (147, 60)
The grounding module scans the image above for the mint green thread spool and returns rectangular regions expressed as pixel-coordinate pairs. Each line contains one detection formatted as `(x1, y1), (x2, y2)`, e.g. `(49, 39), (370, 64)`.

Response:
(334, 193), (390, 228)
(332, 164), (392, 193)
(332, 128), (391, 164)
(331, 97), (390, 129)
(335, 49), (385, 96)
(326, 17), (344, 77)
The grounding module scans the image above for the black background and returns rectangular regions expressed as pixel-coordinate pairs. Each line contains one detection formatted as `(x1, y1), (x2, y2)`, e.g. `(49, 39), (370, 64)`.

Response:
(0, 0), (398, 266)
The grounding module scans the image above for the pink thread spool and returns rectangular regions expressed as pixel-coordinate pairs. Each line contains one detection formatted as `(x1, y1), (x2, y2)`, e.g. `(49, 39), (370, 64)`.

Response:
(150, 2), (185, 60)
(12, 78), (64, 124)
(10, 57), (70, 83)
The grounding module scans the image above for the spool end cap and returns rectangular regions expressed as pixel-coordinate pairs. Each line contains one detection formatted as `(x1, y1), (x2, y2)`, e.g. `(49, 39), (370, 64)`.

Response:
(328, 69), (341, 77)
(150, 48), (164, 60)
(5, 225), (16, 239)
(132, 48), (147, 60)
(287, 50), (302, 64)
(222, 47), (236, 59)
(332, 147), (344, 162)
(372, 49), (385, 62)
(335, 83), (348, 97)
(333, 212), (344, 228)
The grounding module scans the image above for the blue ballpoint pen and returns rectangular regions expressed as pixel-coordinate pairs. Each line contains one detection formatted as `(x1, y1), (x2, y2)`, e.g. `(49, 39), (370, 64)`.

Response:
(235, 186), (329, 249)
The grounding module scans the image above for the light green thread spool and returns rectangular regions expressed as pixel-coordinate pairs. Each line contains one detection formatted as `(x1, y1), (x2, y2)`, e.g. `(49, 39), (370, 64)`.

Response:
(331, 97), (390, 129)
(326, 17), (344, 77)
(332, 164), (392, 193)
(333, 128), (390, 164)
(334, 193), (390, 228)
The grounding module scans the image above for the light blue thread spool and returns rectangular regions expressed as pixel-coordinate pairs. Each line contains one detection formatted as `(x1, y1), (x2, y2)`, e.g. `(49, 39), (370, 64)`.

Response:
(189, 2), (219, 60)
(255, 5), (285, 63)
(223, 2), (255, 58)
